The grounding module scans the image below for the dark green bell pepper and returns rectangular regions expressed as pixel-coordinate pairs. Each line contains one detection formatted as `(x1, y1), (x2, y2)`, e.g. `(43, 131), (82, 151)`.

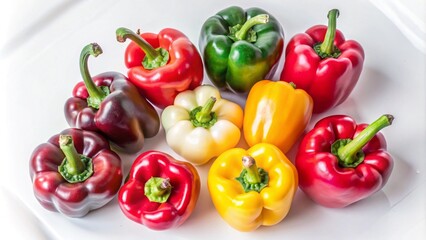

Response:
(199, 6), (284, 93)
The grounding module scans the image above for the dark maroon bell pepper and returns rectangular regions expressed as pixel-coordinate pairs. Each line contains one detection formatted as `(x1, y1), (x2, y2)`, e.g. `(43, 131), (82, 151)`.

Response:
(29, 128), (123, 217)
(64, 43), (160, 153)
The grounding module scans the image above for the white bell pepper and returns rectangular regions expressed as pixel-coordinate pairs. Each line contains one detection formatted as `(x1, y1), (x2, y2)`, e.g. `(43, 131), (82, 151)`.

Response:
(161, 85), (243, 165)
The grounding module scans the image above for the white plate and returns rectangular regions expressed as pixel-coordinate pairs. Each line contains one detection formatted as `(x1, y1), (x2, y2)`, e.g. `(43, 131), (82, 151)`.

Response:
(1, 0), (425, 239)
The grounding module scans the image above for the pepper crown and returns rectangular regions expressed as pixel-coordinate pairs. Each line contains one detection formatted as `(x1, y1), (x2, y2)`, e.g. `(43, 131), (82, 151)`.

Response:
(314, 9), (342, 59)
(190, 96), (218, 129)
(116, 27), (169, 70)
(80, 43), (110, 109)
(144, 177), (172, 203)
(332, 114), (394, 168)
(228, 14), (269, 42)
(236, 156), (269, 193)
(58, 135), (93, 183)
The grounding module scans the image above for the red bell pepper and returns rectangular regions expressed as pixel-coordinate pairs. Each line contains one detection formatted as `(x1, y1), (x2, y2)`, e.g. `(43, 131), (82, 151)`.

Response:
(295, 114), (394, 208)
(29, 128), (123, 217)
(118, 151), (200, 230)
(64, 43), (160, 153)
(116, 27), (203, 109)
(280, 9), (364, 113)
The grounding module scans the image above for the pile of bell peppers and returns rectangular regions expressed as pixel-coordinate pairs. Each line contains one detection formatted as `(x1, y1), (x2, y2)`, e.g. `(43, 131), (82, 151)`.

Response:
(28, 4), (396, 234)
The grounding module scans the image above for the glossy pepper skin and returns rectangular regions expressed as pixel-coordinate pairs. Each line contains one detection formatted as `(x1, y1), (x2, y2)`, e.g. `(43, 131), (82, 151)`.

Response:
(29, 128), (123, 217)
(118, 151), (200, 230)
(64, 43), (160, 153)
(116, 27), (203, 109)
(199, 6), (284, 93)
(208, 143), (298, 232)
(161, 85), (243, 165)
(280, 9), (364, 113)
(244, 80), (313, 153)
(296, 115), (394, 208)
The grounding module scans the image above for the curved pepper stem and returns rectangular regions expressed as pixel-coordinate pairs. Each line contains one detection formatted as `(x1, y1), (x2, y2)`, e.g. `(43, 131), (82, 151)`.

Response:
(144, 177), (172, 203)
(236, 156), (269, 193)
(58, 135), (93, 183)
(190, 97), (218, 129)
(116, 27), (169, 70)
(80, 43), (110, 109)
(314, 9), (341, 59)
(229, 14), (269, 42)
(332, 114), (394, 168)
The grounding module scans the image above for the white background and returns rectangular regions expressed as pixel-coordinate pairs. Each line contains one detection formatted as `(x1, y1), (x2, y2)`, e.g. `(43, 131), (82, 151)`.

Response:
(1, 0), (425, 239)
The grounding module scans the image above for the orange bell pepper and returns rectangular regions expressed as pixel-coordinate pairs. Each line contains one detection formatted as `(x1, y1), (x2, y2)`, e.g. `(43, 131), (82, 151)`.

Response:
(243, 80), (313, 153)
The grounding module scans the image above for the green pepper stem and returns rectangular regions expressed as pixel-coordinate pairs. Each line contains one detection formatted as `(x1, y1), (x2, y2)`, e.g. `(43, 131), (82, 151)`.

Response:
(242, 156), (261, 184)
(144, 177), (172, 203)
(59, 135), (85, 175)
(80, 43), (107, 109)
(235, 14), (269, 41)
(116, 27), (160, 60)
(337, 114), (394, 164)
(320, 9), (339, 55)
(195, 97), (217, 123)
(236, 156), (269, 192)
(116, 27), (169, 70)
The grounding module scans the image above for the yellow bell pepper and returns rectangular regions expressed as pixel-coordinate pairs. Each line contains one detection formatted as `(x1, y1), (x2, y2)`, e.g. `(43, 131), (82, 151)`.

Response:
(243, 80), (313, 153)
(207, 143), (298, 232)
